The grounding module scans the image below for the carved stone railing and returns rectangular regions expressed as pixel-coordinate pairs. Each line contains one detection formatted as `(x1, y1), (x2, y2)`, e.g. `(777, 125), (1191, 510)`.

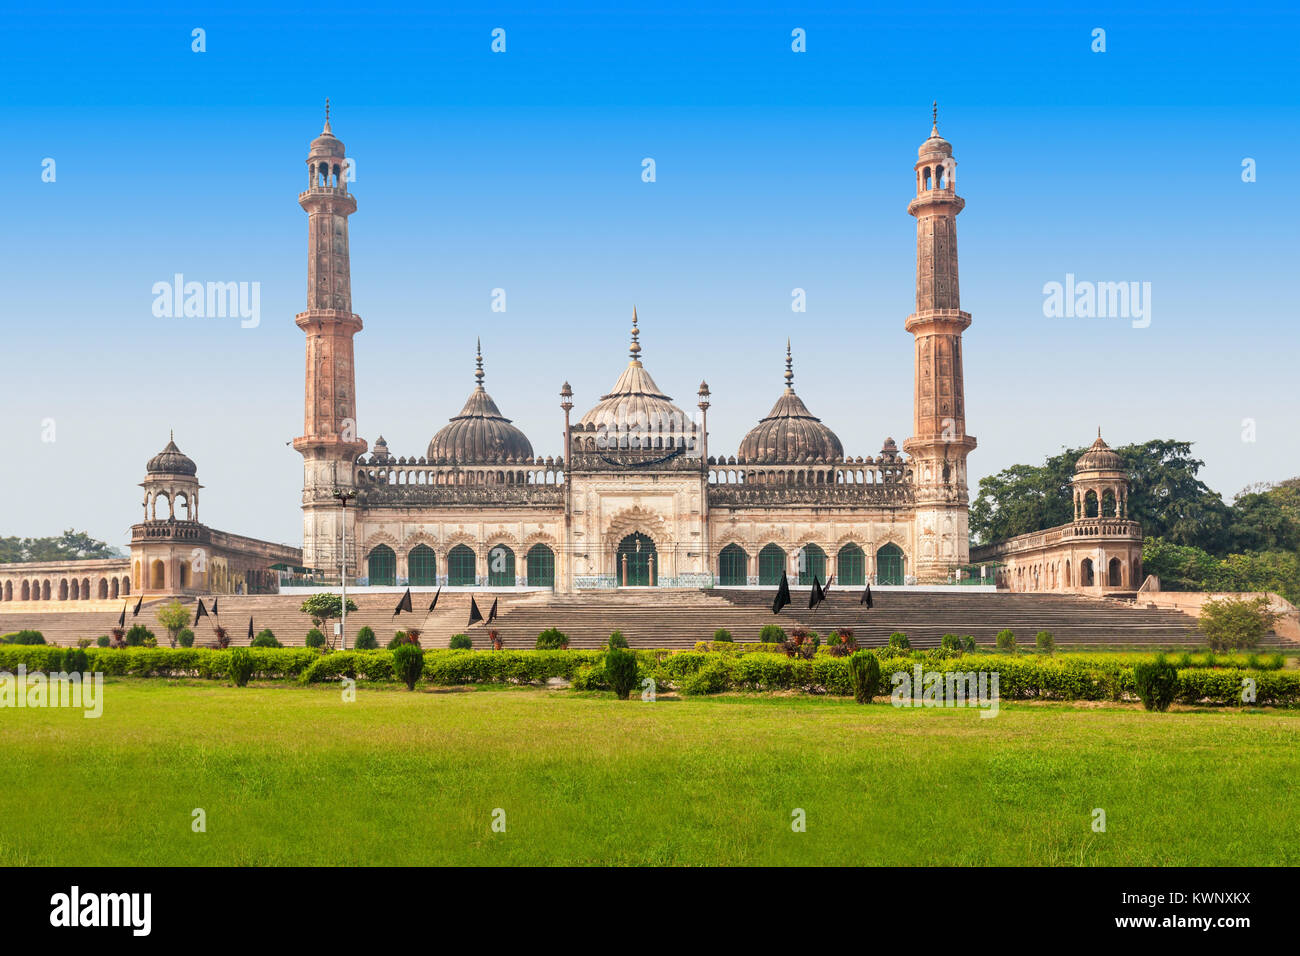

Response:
(972, 517), (1142, 560)
(354, 456), (565, 506)
(706, 456), (912, 506)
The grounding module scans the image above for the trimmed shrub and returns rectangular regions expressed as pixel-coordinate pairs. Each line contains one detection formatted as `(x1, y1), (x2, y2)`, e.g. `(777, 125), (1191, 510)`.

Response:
(536, 627), (569, 650)
(961, 635), (977, 653)
(3, 630), (46, 645)
(681, 660), (731, 696)
(1035, 630), (1055, 654)
(96, 635), (110, 647)
(712, 628), (733, 643)
(605, 646), (639, 700)
(888, 631), (910, 651)
(1199, 596), (1279, 651)
(995, 629), (1017, 653)
(251, 629), (281, 648)
(449, 633), (473, 650)
(392, 644), (425, 690)
(758, 624), (787, 644)
(848, 650), (882, 704)
(353, 626), (378, 650)
(387, 632), (416, 650)
(177, 627), (195, 648)
(1132, 656), (1178, 712)
(125, 625), (154, 648)
(65, 648), (89, 673)
(305, 628), (326, 649)
(607, 630), (629, 649)
(76, 638), (92, 649)
(228, 648), (254, 687)
(940, 633), (961, 653)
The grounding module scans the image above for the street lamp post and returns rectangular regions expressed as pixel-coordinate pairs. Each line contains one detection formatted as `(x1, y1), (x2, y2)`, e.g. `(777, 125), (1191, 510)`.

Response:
(333, 489), (355, 649)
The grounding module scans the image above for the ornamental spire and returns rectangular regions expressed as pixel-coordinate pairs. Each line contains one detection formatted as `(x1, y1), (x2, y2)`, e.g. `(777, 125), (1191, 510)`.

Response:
(323, 97), (332, 134)
(629, 306), (642, 363)
(475, 338), (485, 388)
(931, 99), (938, 136)
(784, 339), (794, 392)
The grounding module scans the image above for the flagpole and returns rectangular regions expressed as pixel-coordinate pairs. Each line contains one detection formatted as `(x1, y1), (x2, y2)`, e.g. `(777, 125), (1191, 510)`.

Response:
(334, 490), (355, 651)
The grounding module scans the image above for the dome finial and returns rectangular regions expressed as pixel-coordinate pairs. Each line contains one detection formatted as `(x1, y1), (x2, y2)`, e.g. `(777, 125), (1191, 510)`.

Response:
(629, 306), (642, 363)
(784, 339), (795, 392)
(475, 338), (485, 388)
(931, 100), (938, 136)
(323, 97), (331, 134)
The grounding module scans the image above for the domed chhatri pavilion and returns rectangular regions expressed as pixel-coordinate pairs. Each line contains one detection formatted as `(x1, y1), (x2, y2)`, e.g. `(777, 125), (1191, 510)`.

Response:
(292, 109), (989, 591)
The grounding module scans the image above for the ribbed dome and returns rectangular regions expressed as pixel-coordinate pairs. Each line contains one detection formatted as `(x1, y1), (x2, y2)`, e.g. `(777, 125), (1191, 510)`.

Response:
(737, 344), (844, 463)
(918, 103), (952, 158)
(309, 101), (346, 158)
(427, 343), (534, 463)
(147, 432), (197, 476)
(1076, 432), (1123, 473)
(577, 310), (692, 430)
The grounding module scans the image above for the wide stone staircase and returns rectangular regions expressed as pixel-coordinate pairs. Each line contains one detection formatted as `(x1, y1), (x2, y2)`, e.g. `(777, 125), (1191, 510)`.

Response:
(3, 588), (1293, 650)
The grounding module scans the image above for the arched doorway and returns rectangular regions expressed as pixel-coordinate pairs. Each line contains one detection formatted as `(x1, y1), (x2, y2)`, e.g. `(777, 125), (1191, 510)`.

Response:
(718, 544), (748, 586)
(837, 544), (865, 586)
(757, 544), (785, 586)
(876, 543), (904, 585)
(798, 544), (827, 586)
(408, 545), (437, 586)
(1108, 557), (1123, 588)
(526, 544), (555, 587)
(617, 533), (657, 587)
(488, 545), (516, 587)
(447, 545), (477, 586)
(1080, 558), (1094, 587)
(367, 545), (396, 586)
(149, 560), (165, 590)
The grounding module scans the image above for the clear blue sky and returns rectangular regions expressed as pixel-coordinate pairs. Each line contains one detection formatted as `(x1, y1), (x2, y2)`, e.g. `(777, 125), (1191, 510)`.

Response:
(2, 1), (1296, 548)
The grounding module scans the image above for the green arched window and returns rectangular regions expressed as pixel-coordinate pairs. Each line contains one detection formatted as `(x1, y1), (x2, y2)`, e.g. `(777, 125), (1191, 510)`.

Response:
(488, 544), (516, 587)
(718, 544), (748, 586)
(876, 543), (904, 586)
(837, 544), (865, 586)
(798, 544), (827, 586)
(526, 544), (555, 588)
(367, 544), (396, 586)
(448, 545), (477, 587)
(408, 545), (437, 586)
(617, 533), (657, 587)
(758, 544), (786, 586)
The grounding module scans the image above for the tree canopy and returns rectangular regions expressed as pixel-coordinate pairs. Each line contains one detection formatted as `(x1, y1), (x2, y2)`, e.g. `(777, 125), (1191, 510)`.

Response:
(0, 529), (123, 563)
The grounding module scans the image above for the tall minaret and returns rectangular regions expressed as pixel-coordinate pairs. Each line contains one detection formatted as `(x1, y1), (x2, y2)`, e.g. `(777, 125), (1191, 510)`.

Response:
(292, 101), (367, 571)
(903, 104), (976, 582)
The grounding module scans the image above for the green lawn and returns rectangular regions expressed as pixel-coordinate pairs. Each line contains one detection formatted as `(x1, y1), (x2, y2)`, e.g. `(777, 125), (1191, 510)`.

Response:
(1, 680), (1296, 866)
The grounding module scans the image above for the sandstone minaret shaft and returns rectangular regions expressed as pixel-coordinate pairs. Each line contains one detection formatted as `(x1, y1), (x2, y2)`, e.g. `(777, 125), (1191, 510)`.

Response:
(903, 107), (976, 582)
(292, 103), (367, 572)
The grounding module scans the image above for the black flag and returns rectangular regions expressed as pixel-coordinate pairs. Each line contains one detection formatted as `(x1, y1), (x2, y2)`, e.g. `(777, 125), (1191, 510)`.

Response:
(486, 597), (498, 625)
(211, 597), (218, 617)
(467, 596), (484, 627)
(428, 587), (441, 612)
(247, 617), (255, 641)
(117, 603), (126, 628)
(772, 571), (791, 614)
(194, 599), (208, 622)
(861, 582), (874, 608)
(823, 575), (834, 599)
(132, 594), (143, 617)
(394, 587), (413, 617)
(809, 575), (825, 610)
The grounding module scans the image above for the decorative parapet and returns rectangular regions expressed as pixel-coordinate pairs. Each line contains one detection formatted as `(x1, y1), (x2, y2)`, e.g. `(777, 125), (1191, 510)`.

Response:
(971, 517), (1142, 561)
(706, 457), (912, 506)
(353, 455), (566, 506)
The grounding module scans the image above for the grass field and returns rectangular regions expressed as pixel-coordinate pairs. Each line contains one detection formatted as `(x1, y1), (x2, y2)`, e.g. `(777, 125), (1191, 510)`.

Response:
(1, 679), (1297, 866)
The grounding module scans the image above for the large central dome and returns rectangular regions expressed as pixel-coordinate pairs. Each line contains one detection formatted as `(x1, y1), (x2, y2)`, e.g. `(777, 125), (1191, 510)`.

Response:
(577, 309), (692, 430)
(427, 342), (534, 463)
(737, 343), (844, 463)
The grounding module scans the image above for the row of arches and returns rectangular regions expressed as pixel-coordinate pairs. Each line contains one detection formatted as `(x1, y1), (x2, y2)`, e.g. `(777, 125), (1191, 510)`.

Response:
(1074, 488), (1128, 519)
(1, 575), (131, 602)
(718, 542), (906, 587)
(999, 555), (1138, 592)
(365, 543), (556, 588)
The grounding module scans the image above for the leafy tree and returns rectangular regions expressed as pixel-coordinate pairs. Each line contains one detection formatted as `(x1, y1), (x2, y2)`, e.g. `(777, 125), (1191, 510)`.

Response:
(299, 593), (358, 629)
(1198, 597), (1278, 651)
(154, 599), (191, 648)
(0, 529), (123, 562)
(1226, 479), (1300, 553)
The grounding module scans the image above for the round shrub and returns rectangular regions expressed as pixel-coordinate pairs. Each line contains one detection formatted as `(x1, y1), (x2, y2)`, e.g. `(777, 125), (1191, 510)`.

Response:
(607, 630), (629, 649)
(940, 633), (961, 652)
(251, 629), (281, 648)
(605, 646), (639, 700)
(177, 627), (195, 648)
(96, 635), (110, 647)
(125, 625), (155, 647)
(848, 650), (882, 704)
(449, 633), (473, 650)
(353, 626), (378, 650)
(888, 631), (910, 651)
(388, 631), (420, 649)
(228, 648), (255, 687)
(681, 661), (730, 696)
(1035, 630), (1055, 654)
(392, 644), (425, 691)
(961, 635), (977, 653)
(1133, 657), (1178, 712)
(4, 630), (46, 645)
(305, 628), (326, 649)
(65, 648), (89, 673)
(758, 624), (786, 644)
(712, 628), (733, 643)
(536, 627), (569, 650)
(995, 629), (1017, 653)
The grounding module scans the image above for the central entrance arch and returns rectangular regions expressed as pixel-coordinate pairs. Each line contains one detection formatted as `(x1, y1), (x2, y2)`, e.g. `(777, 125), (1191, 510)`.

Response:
(875, 543), (904, 586)
(617, 532), (657, 587)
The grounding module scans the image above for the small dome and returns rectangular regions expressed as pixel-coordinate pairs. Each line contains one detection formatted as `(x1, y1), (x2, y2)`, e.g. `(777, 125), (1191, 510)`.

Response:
(577, 309), (693, 431)
(309, 101), (346, 158)
(427, 343), (533, 463)
(918, 103), (953, 158)
(1076, 432), (1123, 473)
(737, 343), (844, 463)
(371, 435), (391, 461)
(147, 432), (197, 476)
